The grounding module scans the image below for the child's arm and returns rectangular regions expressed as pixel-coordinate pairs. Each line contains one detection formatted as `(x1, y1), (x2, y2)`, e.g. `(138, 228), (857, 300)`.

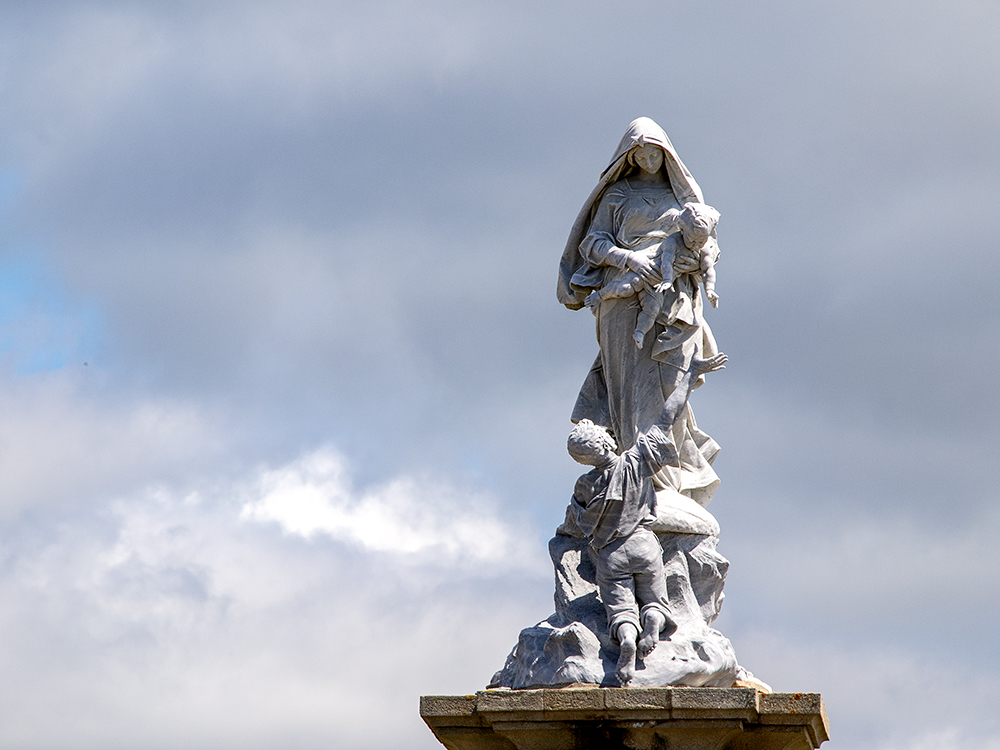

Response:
(701, 254), (719, 308)
(654, 354), (727, 433)
(635, 353), (727, 473)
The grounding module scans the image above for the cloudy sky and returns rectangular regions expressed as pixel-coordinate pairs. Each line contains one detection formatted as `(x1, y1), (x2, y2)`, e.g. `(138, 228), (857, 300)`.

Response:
(0, 1), (998, 748)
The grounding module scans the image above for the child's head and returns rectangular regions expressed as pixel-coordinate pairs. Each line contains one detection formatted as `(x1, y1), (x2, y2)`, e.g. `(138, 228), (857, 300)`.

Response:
(679, 202), (720, 249)
(567, 419), (618, 466)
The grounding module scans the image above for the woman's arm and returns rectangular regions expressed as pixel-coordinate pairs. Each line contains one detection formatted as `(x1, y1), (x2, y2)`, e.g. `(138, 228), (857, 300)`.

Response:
(674, 235), (719, 275)
(579, 190), (630, 269)
(580, 190), (661, 285)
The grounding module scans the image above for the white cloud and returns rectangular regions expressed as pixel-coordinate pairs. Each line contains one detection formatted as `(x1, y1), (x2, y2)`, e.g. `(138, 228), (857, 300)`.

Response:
(241, 446), (531, 564)
(0, 375), (225, 517)
(0, 444), (547, 749)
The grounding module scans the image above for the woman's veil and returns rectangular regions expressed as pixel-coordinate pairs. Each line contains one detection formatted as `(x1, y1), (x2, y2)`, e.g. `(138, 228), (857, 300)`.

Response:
(556, 117), (704, 309)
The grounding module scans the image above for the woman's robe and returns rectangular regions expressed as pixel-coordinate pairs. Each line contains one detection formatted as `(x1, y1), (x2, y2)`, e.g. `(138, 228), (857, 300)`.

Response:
(558, 118), (721, 507)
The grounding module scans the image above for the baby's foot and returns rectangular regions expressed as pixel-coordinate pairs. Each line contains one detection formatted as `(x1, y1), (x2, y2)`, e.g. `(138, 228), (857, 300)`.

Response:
(616, 638), (637, 685)
(633, 330), (645, 348)
(584, 291), (600, 308)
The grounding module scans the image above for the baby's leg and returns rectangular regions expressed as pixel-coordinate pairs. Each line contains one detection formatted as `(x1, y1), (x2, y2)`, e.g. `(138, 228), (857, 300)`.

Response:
(633, 288), (664, 347)
(633, 312), (654, 348)
(601, 273), (642, 300)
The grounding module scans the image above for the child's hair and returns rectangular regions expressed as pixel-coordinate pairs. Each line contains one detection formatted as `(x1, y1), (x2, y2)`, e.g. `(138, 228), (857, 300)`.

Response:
(567, 419), (618, 464)
(679, 202), (721, 236)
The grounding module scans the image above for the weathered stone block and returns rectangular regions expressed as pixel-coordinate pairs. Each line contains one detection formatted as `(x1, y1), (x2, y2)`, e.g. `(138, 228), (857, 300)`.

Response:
(604, 686), (671, 710)
(422, 687), (829, 750)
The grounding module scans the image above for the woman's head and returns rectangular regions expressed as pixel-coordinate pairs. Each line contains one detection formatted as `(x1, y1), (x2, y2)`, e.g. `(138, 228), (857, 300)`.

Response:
(628, 143), (665, 175)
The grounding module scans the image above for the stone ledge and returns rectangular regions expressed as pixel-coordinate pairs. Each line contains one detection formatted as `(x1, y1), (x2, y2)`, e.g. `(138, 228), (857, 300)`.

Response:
(421, 687), (829, 749)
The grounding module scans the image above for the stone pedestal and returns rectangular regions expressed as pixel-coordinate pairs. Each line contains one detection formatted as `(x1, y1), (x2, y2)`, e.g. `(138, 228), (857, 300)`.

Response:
(421, 687), (829, 750)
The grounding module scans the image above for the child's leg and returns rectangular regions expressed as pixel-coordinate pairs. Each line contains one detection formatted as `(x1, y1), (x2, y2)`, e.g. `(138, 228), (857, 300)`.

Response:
(633, 288), (663, 347)
(593, 540), (642, 684)
(638, 608), (668, 659)
(615, 622), (639, 685)
(626, 528), (675, 658)
(633, 311), (655, 348)
(584, 288), (605, 308)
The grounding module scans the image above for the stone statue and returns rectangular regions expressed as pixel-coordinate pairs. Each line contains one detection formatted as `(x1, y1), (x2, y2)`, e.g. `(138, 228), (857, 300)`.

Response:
(426, 117), (829, 749)
(583, 201), (722, 348)
(490, 117), (768, 691)
(564, 352), (727, 685)
(558, 117), (722, 508)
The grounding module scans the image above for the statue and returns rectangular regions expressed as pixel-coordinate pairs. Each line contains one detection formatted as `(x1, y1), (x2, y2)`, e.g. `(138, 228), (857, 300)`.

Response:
(423, 117), (830, 750)
(565, 352), (727, 685)
(490, 117), (767, 690)
(558, 117), (723, 507)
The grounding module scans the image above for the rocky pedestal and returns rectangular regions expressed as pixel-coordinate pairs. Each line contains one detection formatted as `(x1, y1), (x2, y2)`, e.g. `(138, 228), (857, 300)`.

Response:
(421, 687), (829, 750)
(489, 497), (745, 689)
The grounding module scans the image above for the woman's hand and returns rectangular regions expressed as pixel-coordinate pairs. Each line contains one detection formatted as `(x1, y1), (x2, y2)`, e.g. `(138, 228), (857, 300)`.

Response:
(626, 252), (662, 285)
(672, 247), (701, 274)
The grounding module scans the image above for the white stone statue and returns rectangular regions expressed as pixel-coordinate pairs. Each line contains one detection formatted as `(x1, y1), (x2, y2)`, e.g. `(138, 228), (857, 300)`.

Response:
(557, 117), (722, 508)
(583, 201), (722, 348)
(564, 353), (727, 684)
(491, 118), (769, 692)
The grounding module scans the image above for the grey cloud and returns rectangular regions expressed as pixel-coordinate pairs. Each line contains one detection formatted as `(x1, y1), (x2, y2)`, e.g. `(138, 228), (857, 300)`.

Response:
(0, 0), (998, 747)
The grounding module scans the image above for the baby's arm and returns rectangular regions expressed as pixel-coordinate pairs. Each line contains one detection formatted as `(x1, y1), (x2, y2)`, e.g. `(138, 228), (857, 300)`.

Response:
(700, 252), (719, 308)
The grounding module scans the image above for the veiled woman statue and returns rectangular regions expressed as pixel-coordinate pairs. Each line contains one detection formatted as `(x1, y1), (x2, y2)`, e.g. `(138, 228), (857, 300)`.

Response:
(558, 117), (722, 508)
(488, 118), (765, 691)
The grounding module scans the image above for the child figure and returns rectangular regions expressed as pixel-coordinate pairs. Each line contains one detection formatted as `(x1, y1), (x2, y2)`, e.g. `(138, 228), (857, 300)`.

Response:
(565, 351), (728, 685)
(584, 202), (721, 348)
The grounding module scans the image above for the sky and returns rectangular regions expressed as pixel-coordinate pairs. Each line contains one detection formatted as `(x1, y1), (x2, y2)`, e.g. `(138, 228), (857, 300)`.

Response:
(0, 1), (998, 748)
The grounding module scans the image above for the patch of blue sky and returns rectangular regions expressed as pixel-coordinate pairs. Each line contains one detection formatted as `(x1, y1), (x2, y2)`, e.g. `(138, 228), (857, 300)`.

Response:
(0, 171), (19, 201)
(0, 169), (100, 375)
(0, 255), (101, 375)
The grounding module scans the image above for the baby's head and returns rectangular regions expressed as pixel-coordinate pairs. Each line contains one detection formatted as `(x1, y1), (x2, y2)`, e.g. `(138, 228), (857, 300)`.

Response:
(678, 202), (720, 250)
(567, 419), (618, 467)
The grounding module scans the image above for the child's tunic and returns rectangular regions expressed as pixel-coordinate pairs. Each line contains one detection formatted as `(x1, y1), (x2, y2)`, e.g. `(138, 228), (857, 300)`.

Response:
(569, 424), (678, 550)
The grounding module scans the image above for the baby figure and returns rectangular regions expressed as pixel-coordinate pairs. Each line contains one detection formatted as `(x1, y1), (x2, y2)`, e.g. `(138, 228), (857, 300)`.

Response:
(585, 202), (721, 348)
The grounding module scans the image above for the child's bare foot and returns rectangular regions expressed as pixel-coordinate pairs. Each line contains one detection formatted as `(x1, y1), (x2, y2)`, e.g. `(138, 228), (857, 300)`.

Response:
(633, 330), (645, 348)
(615, 623), (638, 685)
(638, 610), (668, 658)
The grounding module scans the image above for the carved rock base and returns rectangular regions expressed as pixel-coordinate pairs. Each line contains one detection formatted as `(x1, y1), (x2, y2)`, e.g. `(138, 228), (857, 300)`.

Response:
(489, 532), (739, 689)
(421, 687), (829, 750)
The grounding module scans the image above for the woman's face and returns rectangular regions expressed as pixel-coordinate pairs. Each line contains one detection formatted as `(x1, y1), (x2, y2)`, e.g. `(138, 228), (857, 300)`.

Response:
(633, 144), (664, 174)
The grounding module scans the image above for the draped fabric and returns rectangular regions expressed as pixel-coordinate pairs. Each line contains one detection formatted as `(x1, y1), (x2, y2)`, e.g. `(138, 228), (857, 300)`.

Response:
(557, 117), (704, 310)
(559, 118), (721, 507)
